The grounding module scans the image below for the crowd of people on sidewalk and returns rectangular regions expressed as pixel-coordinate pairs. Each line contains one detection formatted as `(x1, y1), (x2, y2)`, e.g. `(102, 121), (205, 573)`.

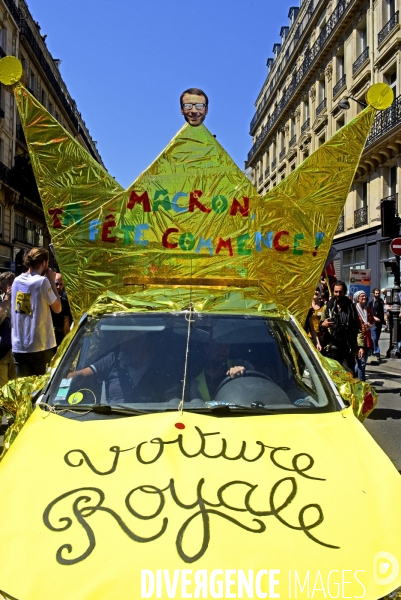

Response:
(304, 277), (391, 381)
(0, 247), (72, 388)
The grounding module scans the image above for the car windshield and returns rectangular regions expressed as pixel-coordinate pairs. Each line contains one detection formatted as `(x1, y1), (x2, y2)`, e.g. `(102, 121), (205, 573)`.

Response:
(46, 312), (338, 413)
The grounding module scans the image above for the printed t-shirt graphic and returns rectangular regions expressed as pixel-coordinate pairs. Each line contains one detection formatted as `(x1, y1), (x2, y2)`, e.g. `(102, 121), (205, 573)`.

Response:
(15, 291), (32, 315)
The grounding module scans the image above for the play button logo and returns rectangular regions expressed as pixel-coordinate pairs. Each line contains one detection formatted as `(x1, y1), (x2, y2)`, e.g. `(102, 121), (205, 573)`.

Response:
(373, 551), (399, 585)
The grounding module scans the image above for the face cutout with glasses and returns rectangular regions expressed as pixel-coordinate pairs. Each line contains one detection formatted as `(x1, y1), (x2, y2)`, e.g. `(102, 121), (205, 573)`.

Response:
(180, 93), (208, 126)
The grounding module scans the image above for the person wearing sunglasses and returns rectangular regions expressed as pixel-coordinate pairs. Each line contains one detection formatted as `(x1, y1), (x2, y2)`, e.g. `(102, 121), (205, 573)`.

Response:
(180, 87), (208, 126)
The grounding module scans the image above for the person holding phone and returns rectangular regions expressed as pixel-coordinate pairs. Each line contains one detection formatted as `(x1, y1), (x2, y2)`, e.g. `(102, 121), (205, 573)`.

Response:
(319, 281), (363, 372)
(11, 247), (61, 377)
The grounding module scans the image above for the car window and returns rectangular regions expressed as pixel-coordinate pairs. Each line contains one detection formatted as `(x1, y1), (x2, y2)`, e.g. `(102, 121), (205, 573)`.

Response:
(46, 313), (337, 413)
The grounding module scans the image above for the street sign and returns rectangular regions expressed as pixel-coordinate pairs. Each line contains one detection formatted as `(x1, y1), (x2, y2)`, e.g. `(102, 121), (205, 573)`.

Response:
(390, 237), (401, 256)
(349, 268), (371, 298)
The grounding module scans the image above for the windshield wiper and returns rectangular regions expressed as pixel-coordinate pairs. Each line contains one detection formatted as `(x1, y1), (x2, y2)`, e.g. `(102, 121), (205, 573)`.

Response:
(49, 403), (149, 416)
(201, 401), (276, 414)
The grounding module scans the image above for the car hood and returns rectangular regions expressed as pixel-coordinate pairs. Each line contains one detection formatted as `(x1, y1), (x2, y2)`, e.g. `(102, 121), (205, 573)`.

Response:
(0, 406), (400, 600)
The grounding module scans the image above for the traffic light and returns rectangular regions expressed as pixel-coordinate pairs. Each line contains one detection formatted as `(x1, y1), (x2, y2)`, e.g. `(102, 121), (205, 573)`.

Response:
(381, 196), (400, 238)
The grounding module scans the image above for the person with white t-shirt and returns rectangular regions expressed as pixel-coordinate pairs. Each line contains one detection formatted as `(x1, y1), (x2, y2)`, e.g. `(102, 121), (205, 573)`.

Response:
(11, 247), (61, 377)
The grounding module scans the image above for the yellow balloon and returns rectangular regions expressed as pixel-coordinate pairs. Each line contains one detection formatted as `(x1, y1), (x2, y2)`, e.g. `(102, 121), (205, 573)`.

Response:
(67, 391), (83, 405)
(366, 82), (394, 110)
(0, 56), (23, 85)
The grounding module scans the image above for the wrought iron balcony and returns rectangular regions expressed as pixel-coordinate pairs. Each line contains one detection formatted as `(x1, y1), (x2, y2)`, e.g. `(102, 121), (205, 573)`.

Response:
(289, 134), (297, 147)
(279, 147), (286, 160)
(316, 98), (327, 116)
(366, 93), (401, 146)
(247, 0), (353, 155)
(271, 157), (277, 170)
(301, 118), (310, 134)
(335, 214), (344, 234)
(264, 166), (270, 178)
(378, 11), (399, 45)
(354, 206), (368, 228)
(352, 47), (369, 75)
(4, 0), (20, 25)
(333, 74), (346, 98)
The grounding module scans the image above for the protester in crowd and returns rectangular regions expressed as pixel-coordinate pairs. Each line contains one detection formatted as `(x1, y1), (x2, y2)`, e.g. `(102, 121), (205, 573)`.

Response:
(367, 287), (385, 360)
(353, 290), (375, 381)
(304, 288), (323, 351)
(51, 273), (72, 346)
(0, 272), (16, 387)
(320, 281), (363, 372)
(11, 247), (61, 377)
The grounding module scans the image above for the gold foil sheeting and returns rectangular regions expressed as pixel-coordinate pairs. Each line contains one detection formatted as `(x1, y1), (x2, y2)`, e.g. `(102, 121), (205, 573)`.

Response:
(14, 83), (375, 326)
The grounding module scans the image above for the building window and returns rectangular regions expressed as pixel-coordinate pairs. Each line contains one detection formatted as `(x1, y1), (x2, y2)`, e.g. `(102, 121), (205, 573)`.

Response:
(388, 0), (396, 19)
(0, 203), (2, 238)
(389, 164), (398, 195)
(318, 133), (326, 146)
(380, 241), (395, 289)
(337, 53), (345, 79)
(341, 247), (366, 288)
(385, 66), (397, 96)
(29, 71), (36, 95)
(41, 88), (46, 107)
(336, 116), (345, 130)
(48, 102), (53, 116)
(0, 28), (6, 52)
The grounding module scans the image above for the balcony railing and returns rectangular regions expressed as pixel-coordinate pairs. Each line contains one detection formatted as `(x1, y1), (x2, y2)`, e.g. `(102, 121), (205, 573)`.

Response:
(378, 11), (399, 45)
(352, 47), (369, 75)
(279, 147), (286, 160)
(301, 118), (310, 134)
(247, 0), (354, 162)
(20, 21), (99, 163)
(366, 93), (401, 146)
(271, 157), (277, 170)
(289, 134), (297, 147)
(316, 97), (327, 116)
(335, 215), (344, 234)
(354, 206), (368, 228)
(333, 74), (346, 98)
(4, 0), (20, 25)
(264, 166), (270, 178)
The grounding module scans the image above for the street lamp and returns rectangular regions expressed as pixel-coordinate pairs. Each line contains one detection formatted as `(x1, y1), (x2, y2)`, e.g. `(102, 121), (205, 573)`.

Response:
(338, 95), (367, 111)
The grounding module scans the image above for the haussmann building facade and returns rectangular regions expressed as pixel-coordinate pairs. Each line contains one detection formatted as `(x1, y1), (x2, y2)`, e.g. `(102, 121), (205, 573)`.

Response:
(246, 0), (401, 292)
(0, 0), (102, 274)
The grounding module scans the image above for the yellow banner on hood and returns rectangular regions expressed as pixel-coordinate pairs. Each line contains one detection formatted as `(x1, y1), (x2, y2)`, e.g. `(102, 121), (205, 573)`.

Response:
(0, 406), (400, 599)
(14, 83), (377, 323)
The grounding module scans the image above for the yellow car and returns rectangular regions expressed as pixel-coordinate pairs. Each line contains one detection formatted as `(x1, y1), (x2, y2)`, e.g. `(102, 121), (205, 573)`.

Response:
(0, 290), (400, 600)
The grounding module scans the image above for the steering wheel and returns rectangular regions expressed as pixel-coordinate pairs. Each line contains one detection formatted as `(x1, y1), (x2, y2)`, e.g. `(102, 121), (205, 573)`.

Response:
(214, 370), (273, 396)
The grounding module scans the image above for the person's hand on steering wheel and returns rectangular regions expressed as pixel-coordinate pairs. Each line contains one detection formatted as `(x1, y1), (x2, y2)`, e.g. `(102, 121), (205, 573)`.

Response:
(226, 366), (246, 378)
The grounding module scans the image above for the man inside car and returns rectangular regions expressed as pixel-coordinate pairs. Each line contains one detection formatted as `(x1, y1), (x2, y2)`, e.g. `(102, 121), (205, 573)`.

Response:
(190, 338), (253, 402)
(67, 330), (180, 404)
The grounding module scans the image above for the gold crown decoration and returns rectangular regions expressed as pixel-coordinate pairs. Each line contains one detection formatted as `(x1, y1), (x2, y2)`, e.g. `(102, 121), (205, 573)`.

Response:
(0, 58), (393, 322)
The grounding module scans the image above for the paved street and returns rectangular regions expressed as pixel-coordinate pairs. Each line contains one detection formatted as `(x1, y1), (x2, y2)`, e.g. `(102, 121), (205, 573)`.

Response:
(364, 332), (401, 472)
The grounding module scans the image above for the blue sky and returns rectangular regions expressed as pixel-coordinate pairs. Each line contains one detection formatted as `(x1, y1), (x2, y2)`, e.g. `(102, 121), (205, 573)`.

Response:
(28, 0), (295, 188)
